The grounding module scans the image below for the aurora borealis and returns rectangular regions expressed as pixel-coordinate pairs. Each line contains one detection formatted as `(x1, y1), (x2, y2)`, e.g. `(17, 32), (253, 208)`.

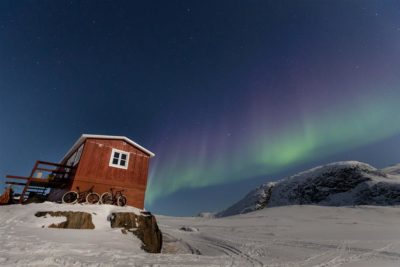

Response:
(1, 1), (400, 215)
(145, 1), (400, 212)
(147, 82), (400, 206)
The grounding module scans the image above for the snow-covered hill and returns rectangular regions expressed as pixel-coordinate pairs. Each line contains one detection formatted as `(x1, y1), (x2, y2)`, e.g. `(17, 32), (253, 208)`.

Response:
(217, 161), (400, 217)
(383, 163), (400, 175)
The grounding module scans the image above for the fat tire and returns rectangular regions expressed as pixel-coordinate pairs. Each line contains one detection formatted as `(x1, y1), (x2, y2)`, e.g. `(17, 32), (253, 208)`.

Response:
(62, 191), (78, 204)
(86, 192), (100, 204)
(117, 195), (127, 207)
(100, 192), (113, 205)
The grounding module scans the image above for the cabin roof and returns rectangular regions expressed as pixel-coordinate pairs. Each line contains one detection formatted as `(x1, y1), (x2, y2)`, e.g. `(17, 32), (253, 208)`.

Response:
(60, 134), (155, 163)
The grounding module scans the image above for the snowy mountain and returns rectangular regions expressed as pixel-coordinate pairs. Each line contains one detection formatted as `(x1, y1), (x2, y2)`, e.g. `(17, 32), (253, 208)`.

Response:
(217, 161), (400, 217)
(383, 163), (400, 175)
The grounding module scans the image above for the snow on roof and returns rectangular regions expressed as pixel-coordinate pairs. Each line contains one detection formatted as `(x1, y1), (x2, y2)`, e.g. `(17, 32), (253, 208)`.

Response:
(61, 134), (155, 163)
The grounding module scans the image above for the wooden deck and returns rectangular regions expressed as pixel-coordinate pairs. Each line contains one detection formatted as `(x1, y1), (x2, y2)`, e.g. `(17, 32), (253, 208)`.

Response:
(5, 160), (75, 203)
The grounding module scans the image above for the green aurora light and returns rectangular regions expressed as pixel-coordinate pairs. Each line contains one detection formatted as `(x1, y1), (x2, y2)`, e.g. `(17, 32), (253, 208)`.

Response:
(146, 89), (400, 204)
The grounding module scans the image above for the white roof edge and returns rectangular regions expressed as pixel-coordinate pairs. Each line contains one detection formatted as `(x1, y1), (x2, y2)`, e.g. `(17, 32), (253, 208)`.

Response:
(60, 134), (155, 163)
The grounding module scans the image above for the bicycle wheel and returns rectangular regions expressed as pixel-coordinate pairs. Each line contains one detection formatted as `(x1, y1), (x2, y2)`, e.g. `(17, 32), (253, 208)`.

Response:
(62, 191), (78, 204)
(100, 192), (113, 205)
(117, 195), (127, 207)
(86, 192), (100, 204)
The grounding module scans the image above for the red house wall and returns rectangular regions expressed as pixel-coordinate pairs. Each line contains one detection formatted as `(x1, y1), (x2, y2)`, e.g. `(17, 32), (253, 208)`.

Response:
(70, 138), (150, 209)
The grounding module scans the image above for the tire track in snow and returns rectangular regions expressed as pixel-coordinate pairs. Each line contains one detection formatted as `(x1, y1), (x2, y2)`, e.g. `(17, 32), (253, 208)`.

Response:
(274, 240), (400, 266)
(314, 243), (398, 267)
(162, 232), (202, 255)
(164, 230), (263, 266)
(200, 235), (264, 266)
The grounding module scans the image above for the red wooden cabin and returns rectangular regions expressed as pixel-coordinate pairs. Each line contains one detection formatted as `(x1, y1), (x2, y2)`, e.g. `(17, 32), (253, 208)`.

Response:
(5, 134), (155, 209)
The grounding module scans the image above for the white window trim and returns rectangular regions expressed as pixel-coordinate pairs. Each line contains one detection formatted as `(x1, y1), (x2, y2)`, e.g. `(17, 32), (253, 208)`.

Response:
(109, 148), (130, 170)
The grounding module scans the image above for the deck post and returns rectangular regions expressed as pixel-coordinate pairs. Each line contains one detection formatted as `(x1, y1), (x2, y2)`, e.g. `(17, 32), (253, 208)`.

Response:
(19, 161), (39, 204)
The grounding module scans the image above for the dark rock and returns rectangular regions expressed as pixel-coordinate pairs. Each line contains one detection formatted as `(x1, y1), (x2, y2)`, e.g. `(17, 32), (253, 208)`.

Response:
(179, 226), (199, 232)
(35, 211), (95, 229)
(256, 184), (274, 210)
(110, 212), (162, 253)
(110, 212), (137, 229)
(217, 183), (274, 217)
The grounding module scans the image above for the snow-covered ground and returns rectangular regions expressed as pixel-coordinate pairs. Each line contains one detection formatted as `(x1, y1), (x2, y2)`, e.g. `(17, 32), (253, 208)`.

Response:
(1, 203), (400, 266)
(160, 205), (400, 266)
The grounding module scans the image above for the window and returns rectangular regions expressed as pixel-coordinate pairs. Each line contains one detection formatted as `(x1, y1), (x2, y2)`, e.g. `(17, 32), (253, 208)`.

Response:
(109, 148), (130, 169)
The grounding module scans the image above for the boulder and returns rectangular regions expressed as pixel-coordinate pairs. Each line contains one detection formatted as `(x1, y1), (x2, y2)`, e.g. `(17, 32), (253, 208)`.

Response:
(110, 212), (162, 253)
(35, 211), (95, 229)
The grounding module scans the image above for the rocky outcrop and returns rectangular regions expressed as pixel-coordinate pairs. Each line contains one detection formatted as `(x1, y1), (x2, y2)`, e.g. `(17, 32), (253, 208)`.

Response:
(35, 211), (95, 229)
(217, 161), (400, 217)
(34, 210), (162, 253)
(217, 182), (275, 217)
(110, 212), (162, 253)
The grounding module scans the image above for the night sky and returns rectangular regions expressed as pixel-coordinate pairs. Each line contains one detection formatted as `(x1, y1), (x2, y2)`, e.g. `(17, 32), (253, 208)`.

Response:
(1, 1), (400, 216)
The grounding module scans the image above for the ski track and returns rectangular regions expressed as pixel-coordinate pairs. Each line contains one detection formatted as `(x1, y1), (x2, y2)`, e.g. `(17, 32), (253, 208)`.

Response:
(162, 229), (263, 266)
(159, 205), (400, 267)
(199, 235), (264, 266)
(313, 243), (399, 267)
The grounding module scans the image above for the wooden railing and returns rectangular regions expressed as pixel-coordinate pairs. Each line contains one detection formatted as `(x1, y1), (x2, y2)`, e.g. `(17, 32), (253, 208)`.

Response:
(5, 160), (76, 203)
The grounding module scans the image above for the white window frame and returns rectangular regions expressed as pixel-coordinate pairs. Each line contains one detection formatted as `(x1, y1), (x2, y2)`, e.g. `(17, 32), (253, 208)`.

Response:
(109, 148), (130, 170)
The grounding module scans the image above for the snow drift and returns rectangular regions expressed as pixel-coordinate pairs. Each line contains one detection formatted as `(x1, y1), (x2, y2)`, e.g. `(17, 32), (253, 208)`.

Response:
(217, 161), (400, 217)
